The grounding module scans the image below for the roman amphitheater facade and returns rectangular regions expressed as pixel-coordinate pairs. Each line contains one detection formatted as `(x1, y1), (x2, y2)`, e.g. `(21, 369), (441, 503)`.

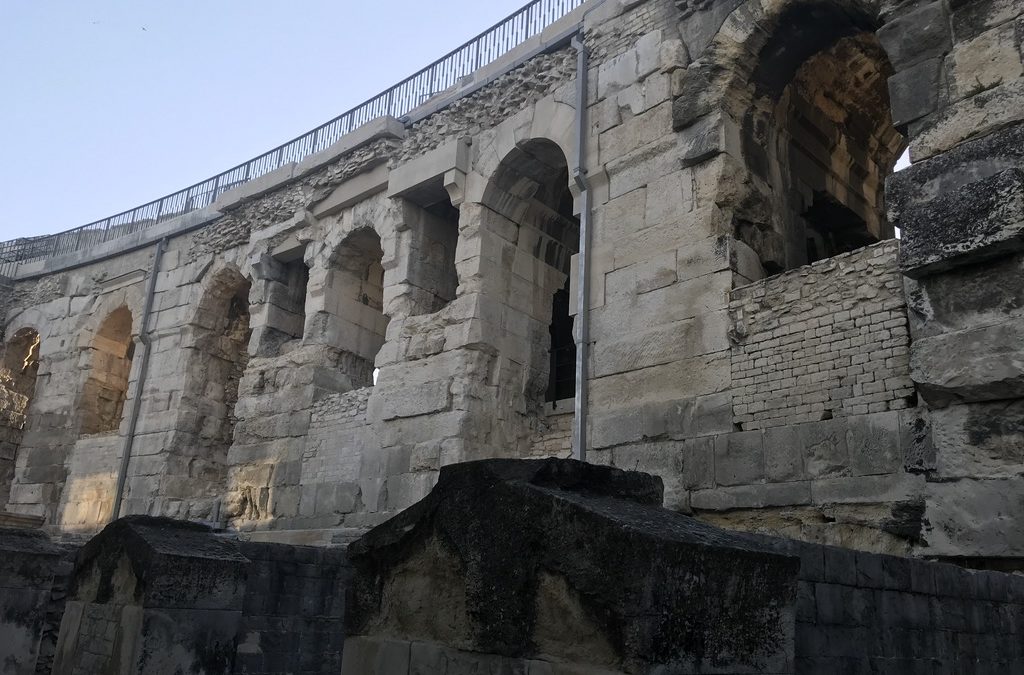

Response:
(1, 0), (1022, 566)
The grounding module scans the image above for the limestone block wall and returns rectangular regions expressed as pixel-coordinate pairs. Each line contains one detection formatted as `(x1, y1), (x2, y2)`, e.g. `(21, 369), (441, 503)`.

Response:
(729, 241), (914, 430)
(0, 0), (1022, 569)
(883, 0), (1024, 564)
(793, 540), (1024, 672)
(50, 517), (349, 675)
(343, 459), (1024, 675)
(0, 527), (68, 675)
(3, 248), (151, 528)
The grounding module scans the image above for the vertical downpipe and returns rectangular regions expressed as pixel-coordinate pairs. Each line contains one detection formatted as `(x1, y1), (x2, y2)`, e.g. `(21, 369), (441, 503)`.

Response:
(111, 237), (167, 522)
(571, 33), (591, 462)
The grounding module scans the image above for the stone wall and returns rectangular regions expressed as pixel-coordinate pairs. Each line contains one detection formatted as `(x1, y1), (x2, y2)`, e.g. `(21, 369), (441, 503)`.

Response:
(0, 527), (69, 675)
(51, 517), (350, 675)
(234, 541), (349, 675)
(793, 541), (1024, 672)
(729, 241), (914, 430)
(531, 402), (574, 458)
(0, 0), (1021, 570)
(344, 459), (1024, 674)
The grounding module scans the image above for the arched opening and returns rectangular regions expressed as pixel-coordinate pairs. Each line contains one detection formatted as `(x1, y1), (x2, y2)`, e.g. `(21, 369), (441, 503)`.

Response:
(483, 139), (580, 406)
(80, 306), (134, 436)
(180, 268), (252, 522)
(321, 228), (388, 388)
(0, 327), (41, 505)
(736, 4), (906, 272)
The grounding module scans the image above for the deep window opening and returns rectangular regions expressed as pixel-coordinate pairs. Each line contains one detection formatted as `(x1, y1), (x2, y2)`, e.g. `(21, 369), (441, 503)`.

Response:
(184, 269), (251, 523)
(410, 197), (460, 316)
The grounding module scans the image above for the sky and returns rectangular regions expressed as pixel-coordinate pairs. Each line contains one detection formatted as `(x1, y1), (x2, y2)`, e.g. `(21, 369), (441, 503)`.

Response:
(0, 0), (528, 240)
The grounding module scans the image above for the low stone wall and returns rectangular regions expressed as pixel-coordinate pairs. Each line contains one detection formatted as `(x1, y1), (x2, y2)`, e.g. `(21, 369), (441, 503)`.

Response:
(791, 541), (1024, 672)
(0, 527), (70, 675)
(344, 459), (1024, 674)
(50, 517), (350, 675)
(530, 401), (573, 457)
(729, 241), (914, 430)
(234, 542), (349, 675)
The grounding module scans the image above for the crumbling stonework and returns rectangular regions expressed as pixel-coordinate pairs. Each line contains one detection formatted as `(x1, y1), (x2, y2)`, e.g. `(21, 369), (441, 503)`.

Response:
(0, 0), (1021, 573)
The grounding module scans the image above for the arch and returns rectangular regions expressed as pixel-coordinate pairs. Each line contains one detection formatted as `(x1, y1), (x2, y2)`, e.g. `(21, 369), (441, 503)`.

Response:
(471, 97), (579, 205)
(311, 226), (389, 388)
(79, 306), (134, 436)
(681, 0), (907, 272)
(176, 265), (252, 523)
(482, 138), (580, 405)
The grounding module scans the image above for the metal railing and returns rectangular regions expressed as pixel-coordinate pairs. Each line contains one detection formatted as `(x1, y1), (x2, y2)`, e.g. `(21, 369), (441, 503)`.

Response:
(0, 0), (585, 278)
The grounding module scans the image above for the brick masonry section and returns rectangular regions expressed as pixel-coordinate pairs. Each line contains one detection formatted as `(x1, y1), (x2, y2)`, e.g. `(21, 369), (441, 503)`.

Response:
(729, 241), (914, 431)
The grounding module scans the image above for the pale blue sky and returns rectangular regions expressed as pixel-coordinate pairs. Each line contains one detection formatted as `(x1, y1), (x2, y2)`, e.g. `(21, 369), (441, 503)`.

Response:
(0, 1), (527, 240)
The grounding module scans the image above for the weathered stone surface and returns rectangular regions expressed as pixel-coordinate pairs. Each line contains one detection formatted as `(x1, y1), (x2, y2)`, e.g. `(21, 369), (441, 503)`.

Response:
(347, 459), (798, 674)
(889, 121), (1024, 221)
(888, 57), (942, 126)
(911, 319), (1024, 406)
(899, 168), (1024, 278)
(0, 527), (66, 675)
(0, 0), (1022, 581)
(876, 2), (952, 70)
(922, 477), (1024, 558)
(931, 399), (1024, 478)
(49, 517), (351, 675)
(904, 251), (1024, 339)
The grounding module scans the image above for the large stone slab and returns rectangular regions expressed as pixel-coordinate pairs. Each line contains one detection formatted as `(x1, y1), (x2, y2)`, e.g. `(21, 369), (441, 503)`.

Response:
(911, 319), (1024, 406)
(898, 167), (1024, 278)
(891, 122), (1024, 278)
(345, 458), (798, 675)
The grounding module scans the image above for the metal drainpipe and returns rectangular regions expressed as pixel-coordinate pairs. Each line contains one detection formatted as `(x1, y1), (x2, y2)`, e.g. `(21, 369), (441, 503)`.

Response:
(571, 32), (592, 462)
(110, 237), (167, 522)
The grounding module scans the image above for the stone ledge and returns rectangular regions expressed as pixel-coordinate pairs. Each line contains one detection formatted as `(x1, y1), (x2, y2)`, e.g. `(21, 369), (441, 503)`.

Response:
(898, 168), (1024, 278)
(911, 319), (1024, 406)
